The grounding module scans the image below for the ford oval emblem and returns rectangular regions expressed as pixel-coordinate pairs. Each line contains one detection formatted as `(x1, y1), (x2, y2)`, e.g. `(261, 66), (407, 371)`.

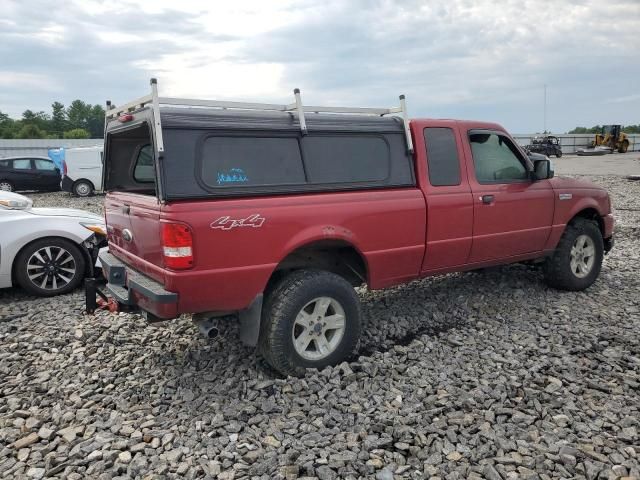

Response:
(122, 229), (133, 242)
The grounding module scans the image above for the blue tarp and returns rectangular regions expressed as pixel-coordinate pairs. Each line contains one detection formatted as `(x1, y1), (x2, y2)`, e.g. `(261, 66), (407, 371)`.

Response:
(47, 148), (65, 170)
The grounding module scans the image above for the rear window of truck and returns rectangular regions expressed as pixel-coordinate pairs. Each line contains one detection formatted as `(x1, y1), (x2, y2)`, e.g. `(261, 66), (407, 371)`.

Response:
(104, 123), (156, 195)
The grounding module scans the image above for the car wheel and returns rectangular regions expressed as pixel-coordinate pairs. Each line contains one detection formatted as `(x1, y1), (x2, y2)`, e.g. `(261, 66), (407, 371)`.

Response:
(15, 238), (86, 297)
(259, 270), (362, 376)
(543, 218), (603, 291)
(556, 150), (563, 158)
(73, 180), (94, 197)
(0, 180), (14, 192)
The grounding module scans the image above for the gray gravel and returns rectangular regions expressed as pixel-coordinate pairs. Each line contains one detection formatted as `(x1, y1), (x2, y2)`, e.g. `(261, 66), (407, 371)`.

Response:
(1, 177), (639, 479)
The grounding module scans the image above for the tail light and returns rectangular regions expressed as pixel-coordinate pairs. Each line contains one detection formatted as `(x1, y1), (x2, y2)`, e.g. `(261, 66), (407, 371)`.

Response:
(63, 160), (67, 176)
(161, 222), (194, 269)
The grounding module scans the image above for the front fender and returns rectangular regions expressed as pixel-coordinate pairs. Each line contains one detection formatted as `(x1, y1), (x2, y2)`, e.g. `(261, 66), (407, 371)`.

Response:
(544, 191), (609, 250)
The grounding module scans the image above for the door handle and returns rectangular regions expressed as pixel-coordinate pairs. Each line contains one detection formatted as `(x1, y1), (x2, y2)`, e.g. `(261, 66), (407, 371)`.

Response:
(481, 195), (495, 204)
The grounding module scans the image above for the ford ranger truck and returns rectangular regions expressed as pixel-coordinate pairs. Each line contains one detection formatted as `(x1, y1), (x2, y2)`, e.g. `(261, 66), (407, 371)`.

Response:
(88, 81), (614, 376)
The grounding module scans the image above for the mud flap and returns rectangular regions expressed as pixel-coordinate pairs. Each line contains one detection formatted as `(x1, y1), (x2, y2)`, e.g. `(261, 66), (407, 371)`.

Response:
(238, 294), (263, 346)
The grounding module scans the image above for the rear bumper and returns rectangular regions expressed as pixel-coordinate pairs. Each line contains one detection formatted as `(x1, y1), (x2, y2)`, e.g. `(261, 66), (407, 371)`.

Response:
(61, 175), (74, 193)
(86, 251), (179, 319)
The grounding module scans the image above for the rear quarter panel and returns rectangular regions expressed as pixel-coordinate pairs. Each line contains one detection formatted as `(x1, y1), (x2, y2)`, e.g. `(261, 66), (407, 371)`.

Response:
(161, 188), (426, 313)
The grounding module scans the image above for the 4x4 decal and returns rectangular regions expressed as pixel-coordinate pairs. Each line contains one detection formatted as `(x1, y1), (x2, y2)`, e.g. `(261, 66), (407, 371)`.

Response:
(211, 214), (265, 231)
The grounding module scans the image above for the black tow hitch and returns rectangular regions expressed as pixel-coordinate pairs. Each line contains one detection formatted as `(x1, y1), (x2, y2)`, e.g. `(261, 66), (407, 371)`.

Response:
(85, 276), (138, 314)
(85, 276), (109, 314)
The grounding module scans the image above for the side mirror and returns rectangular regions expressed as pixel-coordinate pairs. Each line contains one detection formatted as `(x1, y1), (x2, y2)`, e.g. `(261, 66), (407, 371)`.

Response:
(533, 159), (554, 180)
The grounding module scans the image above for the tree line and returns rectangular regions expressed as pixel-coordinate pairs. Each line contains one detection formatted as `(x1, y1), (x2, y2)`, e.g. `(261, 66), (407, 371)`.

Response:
(568, 125), (640, 134)
(0, 101), (106, 140)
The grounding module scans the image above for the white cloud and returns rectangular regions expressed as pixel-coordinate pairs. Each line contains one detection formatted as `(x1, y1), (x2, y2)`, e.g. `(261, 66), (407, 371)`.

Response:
(0, 0), (638, 132)
(0, 71), (57, 90)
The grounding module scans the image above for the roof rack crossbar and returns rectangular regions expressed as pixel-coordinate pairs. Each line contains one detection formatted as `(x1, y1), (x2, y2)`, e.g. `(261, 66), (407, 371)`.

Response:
(105, 79), (415, 155)
(105, 94), (153, 119)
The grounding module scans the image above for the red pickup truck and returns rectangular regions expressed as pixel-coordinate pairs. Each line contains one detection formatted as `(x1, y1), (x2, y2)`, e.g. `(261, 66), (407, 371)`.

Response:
(89, 80), (614, 375)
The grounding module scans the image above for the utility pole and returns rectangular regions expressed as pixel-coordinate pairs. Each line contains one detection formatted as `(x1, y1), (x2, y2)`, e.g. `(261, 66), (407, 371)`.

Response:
(543, 84), (547, 133)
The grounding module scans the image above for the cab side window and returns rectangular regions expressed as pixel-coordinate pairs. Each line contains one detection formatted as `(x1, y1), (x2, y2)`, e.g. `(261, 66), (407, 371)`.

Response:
(424, 127), (461, 186)
(470, 132), (528, 183)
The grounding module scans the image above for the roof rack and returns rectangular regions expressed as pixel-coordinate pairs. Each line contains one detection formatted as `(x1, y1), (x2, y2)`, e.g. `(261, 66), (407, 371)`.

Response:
(105, 78), (414, 156)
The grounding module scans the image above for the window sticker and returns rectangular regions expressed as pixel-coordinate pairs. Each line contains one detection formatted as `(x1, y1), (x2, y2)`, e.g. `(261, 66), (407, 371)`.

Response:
(217, 168), (249, 185)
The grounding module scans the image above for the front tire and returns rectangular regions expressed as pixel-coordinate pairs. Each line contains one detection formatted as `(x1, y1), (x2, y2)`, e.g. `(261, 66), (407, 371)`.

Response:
(543, 218), (603, 291)
(0, 180), (14, 192)
(73, 180), (94, 197)
(556, 150), (563, 158)
(618, 141), (629, 154)
(15, 238), (86, 296)
(259, 270), (362, 376)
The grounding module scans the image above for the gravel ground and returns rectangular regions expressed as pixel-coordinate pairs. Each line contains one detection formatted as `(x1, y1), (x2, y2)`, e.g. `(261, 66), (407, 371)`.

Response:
(1, 176), (639, 480)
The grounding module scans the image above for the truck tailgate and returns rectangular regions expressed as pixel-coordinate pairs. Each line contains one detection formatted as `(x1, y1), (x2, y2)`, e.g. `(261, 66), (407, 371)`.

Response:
(104, 192), (165, 283)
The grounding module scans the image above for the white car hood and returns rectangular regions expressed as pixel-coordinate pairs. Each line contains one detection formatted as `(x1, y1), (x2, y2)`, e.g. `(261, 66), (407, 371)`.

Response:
(28, 207), (103, 222)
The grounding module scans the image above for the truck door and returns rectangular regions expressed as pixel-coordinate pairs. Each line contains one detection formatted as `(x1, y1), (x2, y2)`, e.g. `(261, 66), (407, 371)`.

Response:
(463, 130), (554, 262)
(419, 125), (474, 272)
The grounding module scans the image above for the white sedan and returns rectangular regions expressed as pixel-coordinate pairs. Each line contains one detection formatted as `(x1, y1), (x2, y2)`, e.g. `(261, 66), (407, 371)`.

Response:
(0, 191), (106, 296)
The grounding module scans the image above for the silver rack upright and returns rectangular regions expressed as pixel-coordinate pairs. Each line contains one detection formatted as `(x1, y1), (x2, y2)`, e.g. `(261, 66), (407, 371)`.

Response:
(106, 78), (414, 156)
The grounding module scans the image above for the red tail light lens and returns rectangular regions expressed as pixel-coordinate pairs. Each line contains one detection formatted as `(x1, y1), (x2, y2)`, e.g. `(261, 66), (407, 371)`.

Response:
(161, 222), (194, 269)
(63, 160), (67, 176)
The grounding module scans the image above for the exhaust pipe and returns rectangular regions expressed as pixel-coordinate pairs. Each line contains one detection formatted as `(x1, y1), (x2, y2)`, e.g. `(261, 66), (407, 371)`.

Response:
(192, 315), (220, 339)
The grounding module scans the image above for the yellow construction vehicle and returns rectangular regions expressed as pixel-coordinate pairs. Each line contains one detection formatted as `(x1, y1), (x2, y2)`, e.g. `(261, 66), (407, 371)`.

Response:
(591, 125), (630, 153)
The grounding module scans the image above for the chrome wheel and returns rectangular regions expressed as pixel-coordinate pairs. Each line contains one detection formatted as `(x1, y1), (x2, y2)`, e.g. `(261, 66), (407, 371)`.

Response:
(570, 234), (595, 278)
(0, 181), (13, 191)
(292, 296), (346, 361)
(26, 246), (77, 291)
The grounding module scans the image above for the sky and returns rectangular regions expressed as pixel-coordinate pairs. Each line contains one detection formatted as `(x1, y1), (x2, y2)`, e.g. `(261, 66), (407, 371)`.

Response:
(0, 0), (638, 133)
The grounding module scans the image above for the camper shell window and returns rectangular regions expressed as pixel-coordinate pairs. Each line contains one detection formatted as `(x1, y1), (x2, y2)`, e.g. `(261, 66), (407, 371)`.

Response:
(104, 122), (156, 194)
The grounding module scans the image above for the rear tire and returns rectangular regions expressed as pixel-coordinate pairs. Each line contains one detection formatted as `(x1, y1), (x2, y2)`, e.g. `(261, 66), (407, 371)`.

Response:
(259, 270), (362, 376)
(543, 218), (603, 291)
(0, 180), (14, 192)
(15, 238), (86, 296)
(556, 150), (563, 158)
(73, 179), (94, 197)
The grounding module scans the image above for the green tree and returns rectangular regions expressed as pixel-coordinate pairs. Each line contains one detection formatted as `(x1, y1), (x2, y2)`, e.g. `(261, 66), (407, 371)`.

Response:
(50, 101), (67, 137)
(66, 100), (91, 130)
(63, 128), (90, 139)
(87, 104), (105, 138)
(623, 125), (640, 134)
(568, 126), (601, 134)
(21, 109), (50, 131)
(0, 111), (17, 138)
(17, 123), (46, 139)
